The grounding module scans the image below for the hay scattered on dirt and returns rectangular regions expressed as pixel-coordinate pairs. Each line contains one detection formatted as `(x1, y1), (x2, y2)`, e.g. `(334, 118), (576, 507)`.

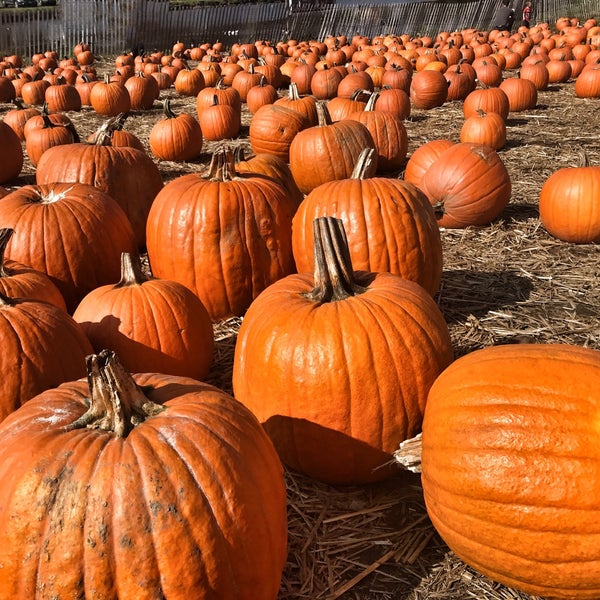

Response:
(3, 55), (600, 599)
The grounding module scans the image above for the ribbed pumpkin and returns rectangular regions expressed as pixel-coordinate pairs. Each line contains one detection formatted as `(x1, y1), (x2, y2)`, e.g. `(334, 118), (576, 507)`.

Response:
(233, 216), (453, 485)
(499, 77), (538, 112)
(25, 113), (80, 167)
(460, 108), (506, 150)
(2, 99), (40, 141)
(289, 101), (377, 195)
(89, 74), (131, 115)
(124, 71), (160, 110)
(73, 252), (214, 379)
(462, 86), (510, 120)
(0, 291), (92, 421)
(145, 148), (297, 322)
(274, 82), (319, 126)
(292, 149), (442, 296)
(418, 142), (512, 228)
(344, 92), (409, 173)
(149, 98), (203, 162)
(574, 64), (600, 98)
(539, 157), (600, 243)
(249, 103), (308, 162)
(409, 69), (449, 109)
(197, 93), (242, 141)
(0, 228), (66, 311)
(420, 343), (600, 600)
(35, 136), (164, 250)
(0, 349), (287, 599)
(0, 183), (136, 313)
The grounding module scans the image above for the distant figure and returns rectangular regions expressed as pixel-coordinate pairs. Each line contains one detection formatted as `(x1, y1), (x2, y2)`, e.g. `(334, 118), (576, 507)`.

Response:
(492, 0), (515, 31)
(521, 1), (533, 27)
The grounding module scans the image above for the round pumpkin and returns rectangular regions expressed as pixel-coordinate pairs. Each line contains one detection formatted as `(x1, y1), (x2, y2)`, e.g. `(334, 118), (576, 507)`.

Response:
(419, 142), (512, 228)
(460, 108), (506, 150)
(539, 159), (600, 243)
(0, 349), (287, 599)
(0, 292), (92, 421)
(403, 139), (455, 188)
(233, 216), (453, 485)
(0, 183), (136, 313)
(421, 343), (600, 599)
(0, 120), (23, 185)
(73, 252), (214, 379)
(292, 148), (443, 296)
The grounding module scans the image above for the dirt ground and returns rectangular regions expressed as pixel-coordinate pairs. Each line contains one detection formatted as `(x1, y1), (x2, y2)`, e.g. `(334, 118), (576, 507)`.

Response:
(2, 53), (600, 599)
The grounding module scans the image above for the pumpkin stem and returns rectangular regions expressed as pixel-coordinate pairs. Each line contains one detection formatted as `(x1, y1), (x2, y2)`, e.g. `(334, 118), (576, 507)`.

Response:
(65, 349), (165, 438)
(204, 147), (236, 181)
(432, 200), (446, 220)
(162, 97), (177, 119)
(90, 112), (129, 145)
(350, 147), (376, 180)
(302, 217), (367, 303)
(315, 101), (333, 127)
(116, 252), (149, 287)
(0, 228), (14, 278)
(393, 432), (423, 473)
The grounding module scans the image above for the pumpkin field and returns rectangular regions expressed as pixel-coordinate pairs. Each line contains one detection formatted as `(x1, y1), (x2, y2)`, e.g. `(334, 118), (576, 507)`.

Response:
(1, 17), (600, 600)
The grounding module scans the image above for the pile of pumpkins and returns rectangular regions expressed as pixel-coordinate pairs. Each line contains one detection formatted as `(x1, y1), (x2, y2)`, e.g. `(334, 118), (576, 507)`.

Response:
(0, 14), (599, 599)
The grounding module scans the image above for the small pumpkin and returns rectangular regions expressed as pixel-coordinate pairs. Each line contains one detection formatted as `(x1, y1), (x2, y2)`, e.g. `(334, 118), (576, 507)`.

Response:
(0, 120), (23, 185)
(460, 108), (506, 150)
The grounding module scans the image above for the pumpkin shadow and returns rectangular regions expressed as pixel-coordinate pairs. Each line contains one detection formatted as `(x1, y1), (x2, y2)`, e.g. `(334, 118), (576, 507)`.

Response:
(436, 268), (534, 323)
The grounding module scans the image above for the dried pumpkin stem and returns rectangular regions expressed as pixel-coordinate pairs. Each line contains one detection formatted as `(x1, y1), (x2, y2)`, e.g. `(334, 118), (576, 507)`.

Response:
(0, 228), (15, 277)
(303, 217), (367, 303)
(116, 252), (149, 287)
(66, 350), (165, 438)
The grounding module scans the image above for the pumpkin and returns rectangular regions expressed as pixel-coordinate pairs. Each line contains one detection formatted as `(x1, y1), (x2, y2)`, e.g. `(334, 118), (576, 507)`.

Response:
(310, 64), (344, 99)
(539, 156), (600, 243)
(344, 91), (409, 173)
(25, 113), (79, 167)
(420, 343), (600, 599)
(0, 120), (23, 185)
(409, 69), (449, 109)
(520, 60), (550, 90)
(325, 89), (369, 122)
(196, 77), (242, 116)
(373, 85), (411, 120)
(463, 86), (510, 120)
(89, 74), (131, 115)
(292, 148), (443, 296)
(498, 77), (538, 111)
(44, 78), (82, 112)
(444, 62), (477, 101)
(86, 112), (145, 151)
(35, 135), (164, 250)
(2, 99), (40, 141)
(0, 349), (287, 599)
(173, 64), (206, 96)
(0, 227), (66, 311)
(0, 183), (136, 313)
(73, 252), (214, 379)
(289, 101), (377, 195)
(145, 148), (297, 322)
(460, 108), (506, 150)
(0, 291), (92, 421)
(149, 98), (203, 162)
(574, 64), (600, 98)
(246, 75), (279, 114)
(248, 103), (308, 161)
(418, 142), (512, 228)
(197, 93), (242, 141)
(233, 216), (453, 485)
(20, 78), (50, 106)
(403, 138), (454, 188)
(274, 81), (319, 126)
(124, 71), (160, 110)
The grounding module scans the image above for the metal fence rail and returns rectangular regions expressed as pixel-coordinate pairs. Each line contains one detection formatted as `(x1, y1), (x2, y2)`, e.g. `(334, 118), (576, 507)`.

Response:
(0, 0), (594, 59)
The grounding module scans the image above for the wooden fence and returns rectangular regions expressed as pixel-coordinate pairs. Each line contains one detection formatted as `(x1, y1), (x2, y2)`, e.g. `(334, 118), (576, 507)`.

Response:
(0, 0), (596, 59)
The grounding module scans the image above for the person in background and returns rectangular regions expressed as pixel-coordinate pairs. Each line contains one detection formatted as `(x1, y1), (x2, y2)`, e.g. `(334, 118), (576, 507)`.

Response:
(521, 1), (533, 28)
(492, 0), (516, 31)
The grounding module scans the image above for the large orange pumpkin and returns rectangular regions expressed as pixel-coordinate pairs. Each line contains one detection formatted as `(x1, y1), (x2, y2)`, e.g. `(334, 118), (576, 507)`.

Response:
(233, 216), (453, 485)
(539, 159), (600, 243)
(0, 350), (287, 599)
(420, 343), (600, 599)
(145, 148), (297, 322)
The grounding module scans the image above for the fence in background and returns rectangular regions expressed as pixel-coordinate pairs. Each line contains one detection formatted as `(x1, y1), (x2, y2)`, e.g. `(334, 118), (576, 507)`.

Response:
(0, 0), (596, 59)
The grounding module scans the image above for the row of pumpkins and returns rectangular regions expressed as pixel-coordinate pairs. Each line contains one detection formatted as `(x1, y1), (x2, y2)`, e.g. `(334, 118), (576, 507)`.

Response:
(0, 15), (599, 599)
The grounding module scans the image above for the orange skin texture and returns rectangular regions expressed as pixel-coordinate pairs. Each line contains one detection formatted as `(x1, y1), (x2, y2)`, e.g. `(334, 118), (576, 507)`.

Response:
(418, 142), (512, 228)
(0, 373), (287, 599)
(145, 172), (296, 322)
(0, 183), (136, 313)
(463, 88), (510, 120)
(0, 297), (92, 420)
(404, 138), (454, 188)
(422, 343), (600, 599)
(73, 274), (214, 379)
(35, 143), (164, 250)
(539, 166), (600, 243)
(149, 112), (203, 162)
(291, 177), (443, 296)
(232, 270), (454, 485)
(499, 77), (538, 112)
(460, 110), (506, 151)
